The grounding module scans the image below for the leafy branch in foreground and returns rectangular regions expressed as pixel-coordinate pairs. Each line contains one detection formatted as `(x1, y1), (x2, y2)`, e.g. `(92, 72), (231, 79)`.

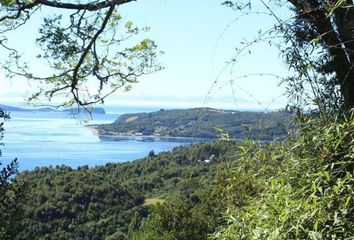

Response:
(221, 0), (354, 113)
(0, 0), (162, 107)
(213, 113), (354, 239)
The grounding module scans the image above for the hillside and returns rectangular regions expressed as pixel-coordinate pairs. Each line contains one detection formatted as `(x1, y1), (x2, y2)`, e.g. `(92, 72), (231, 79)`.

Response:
(13, 141), (239, 239)
(94, 108), (291, 140)
(8, 117), (354, 240)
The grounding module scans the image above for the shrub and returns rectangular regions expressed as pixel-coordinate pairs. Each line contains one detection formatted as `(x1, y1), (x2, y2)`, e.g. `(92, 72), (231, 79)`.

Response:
(213, 115), (354, 239)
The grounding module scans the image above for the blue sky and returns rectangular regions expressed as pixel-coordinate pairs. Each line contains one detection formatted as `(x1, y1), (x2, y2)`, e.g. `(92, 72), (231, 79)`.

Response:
(0, 0), (291, 110)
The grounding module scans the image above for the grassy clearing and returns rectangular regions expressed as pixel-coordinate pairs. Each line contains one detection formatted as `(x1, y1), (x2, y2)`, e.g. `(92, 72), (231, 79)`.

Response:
(142, 198), (165, 206)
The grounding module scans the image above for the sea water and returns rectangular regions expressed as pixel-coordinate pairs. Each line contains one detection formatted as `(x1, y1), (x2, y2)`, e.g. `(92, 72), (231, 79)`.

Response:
(1, 110), (193, 171)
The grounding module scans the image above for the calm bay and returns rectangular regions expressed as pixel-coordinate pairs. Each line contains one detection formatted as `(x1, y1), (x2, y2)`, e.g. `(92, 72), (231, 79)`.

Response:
(1, 109), (194, 171)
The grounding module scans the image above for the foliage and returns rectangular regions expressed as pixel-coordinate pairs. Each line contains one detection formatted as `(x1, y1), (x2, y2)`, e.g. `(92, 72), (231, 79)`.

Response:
(15, 165), (144, 240)
(0, 0), (162, 107)
(148, 150), (155, 158)
(0, 109), (26, 240)
(13, 141), (239, 239)
(223, 0), (354, 112)
(94, 141), (239, 199)
(114, 141), (246, 239)
(212, 115), (354, 239)
(206, 2), (354, 237)
(124, 113), (354, 240)
(131, 197), (217, 240)
(96, 108), (291, 140)
(283, 0), (354, 111)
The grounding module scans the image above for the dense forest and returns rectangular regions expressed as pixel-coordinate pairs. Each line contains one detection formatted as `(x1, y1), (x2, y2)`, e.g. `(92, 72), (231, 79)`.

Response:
(94, 108), (291, 140)
(10, 141), (240, 239)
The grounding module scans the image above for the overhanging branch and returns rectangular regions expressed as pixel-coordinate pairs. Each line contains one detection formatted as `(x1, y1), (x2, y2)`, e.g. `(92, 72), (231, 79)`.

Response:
(37, 0), (135, 11)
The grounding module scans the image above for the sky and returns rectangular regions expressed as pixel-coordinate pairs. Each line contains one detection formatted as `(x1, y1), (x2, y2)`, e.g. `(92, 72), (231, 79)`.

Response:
(0, 0), (291, 110)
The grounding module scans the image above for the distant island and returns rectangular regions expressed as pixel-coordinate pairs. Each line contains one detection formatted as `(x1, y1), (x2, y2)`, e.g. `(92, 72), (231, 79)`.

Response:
(0, 104), (105, 114)
(92, 108), (292, 140)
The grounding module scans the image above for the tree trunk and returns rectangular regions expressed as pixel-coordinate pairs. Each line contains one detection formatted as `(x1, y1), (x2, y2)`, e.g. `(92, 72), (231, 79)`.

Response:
(288, 0), (354, 110)
(342, 69), (354, 109)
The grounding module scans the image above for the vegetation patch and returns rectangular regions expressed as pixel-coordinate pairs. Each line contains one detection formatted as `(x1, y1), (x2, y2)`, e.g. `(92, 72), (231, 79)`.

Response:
(142, 198), (165, 206)
(95, 108), (291, 140)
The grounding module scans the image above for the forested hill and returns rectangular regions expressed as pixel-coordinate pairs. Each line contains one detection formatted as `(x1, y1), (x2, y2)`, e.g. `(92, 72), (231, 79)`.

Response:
(94, 108), (291, 140)
(13, 141), (240, 239)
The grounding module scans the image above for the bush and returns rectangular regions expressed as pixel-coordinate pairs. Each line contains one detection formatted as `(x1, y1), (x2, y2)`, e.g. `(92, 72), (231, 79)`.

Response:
(131, 197), (214, 240)
(213, 115), (354, 239)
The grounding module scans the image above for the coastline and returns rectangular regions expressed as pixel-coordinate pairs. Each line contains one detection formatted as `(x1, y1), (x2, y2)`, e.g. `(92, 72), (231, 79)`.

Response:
(98, 134), (214, 143)
(85, 126), (244, 143)
(85, 125), (214, 142)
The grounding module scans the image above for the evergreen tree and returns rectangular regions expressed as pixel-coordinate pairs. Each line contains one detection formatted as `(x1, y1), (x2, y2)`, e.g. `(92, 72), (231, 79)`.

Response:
(0, 109), (25, 240)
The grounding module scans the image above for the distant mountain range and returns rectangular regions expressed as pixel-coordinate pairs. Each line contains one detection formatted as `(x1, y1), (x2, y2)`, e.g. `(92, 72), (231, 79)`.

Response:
(93, 108), (292, 140)
(0, 104), (106, 114)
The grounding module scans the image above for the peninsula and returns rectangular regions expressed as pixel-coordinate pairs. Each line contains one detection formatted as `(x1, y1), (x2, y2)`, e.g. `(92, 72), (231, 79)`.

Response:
(92, 108), (291, 140)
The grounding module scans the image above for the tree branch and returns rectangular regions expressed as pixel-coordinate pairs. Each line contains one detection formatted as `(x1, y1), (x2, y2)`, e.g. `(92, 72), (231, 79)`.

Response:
(70, 5), (115, 104)
(37, 0), (135, 11)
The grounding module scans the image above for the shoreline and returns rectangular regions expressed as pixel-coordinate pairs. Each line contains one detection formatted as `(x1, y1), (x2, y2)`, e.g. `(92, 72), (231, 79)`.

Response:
(85, 126), (251, 143)
(84, 126), (215, 142)
(97, 133), (223, 143)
